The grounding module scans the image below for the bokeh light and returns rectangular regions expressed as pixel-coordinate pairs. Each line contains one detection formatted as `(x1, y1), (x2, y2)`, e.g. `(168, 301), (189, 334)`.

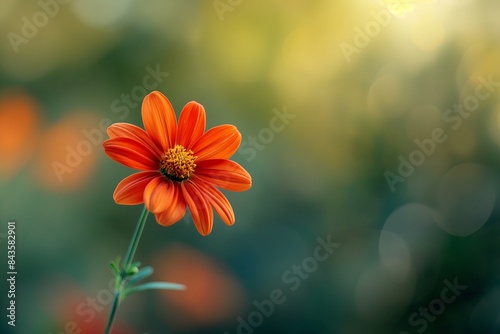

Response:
(153, 244), (246, 330)
(0, 89), (39, 179)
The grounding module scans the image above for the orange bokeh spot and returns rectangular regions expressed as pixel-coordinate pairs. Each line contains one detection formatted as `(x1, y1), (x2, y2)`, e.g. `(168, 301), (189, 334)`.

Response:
(47, 275), (134, 334)
(33, 111), (103, 191)
(0, 90), (40, 179)
(153, 244), (246, 330)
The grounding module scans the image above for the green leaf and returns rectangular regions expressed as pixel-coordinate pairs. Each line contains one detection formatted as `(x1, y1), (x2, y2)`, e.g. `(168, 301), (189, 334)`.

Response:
(127, 266), (154, 285)
(122, 261), (142, 277)
(125, 266), (139, 276)
(123, 281), (186, 297)
(109, 261), (120, 277)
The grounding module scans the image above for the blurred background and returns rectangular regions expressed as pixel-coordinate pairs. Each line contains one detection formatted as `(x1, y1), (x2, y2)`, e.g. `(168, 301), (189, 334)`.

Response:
(1, 0), (500, 333)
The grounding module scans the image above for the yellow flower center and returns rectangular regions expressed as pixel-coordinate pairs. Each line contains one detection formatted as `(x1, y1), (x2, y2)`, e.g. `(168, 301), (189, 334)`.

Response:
(160, 145), (197, 182)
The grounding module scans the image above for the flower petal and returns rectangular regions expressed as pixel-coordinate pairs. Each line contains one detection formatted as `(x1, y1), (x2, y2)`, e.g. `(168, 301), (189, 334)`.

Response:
(181, 180), (214, 236)
(142, 91), (176, 151)
(191, 125), (241, 162)
(192, 175), (235, 226)
(154, 185), (187, 226)
(143, 177), (176, 213)
(103, 137), (159, 170)
(176, 101), (206, 149)
(113, 171), (160, 205)
(107, 122), (161, 156)
(196, 159), (252, 192)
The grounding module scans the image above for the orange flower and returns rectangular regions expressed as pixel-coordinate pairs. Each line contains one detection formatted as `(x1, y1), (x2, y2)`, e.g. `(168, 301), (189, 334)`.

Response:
(103, 91), (251, 235)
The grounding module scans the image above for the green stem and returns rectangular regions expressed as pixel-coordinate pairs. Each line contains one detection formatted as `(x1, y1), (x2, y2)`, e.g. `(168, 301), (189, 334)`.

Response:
(103, 292), (120, 334)
(104, 206), (149, 334)
(123, 206), (149, 269)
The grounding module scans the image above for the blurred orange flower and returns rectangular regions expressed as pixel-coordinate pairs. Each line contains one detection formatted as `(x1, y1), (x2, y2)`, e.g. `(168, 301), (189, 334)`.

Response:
(153, 244), (246, 329)
(0, 90), (39, 179)
(103, 91), (251, 235)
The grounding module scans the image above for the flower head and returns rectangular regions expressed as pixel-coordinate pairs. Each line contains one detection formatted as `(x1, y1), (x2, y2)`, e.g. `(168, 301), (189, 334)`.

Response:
(103, 91), (251, 235)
